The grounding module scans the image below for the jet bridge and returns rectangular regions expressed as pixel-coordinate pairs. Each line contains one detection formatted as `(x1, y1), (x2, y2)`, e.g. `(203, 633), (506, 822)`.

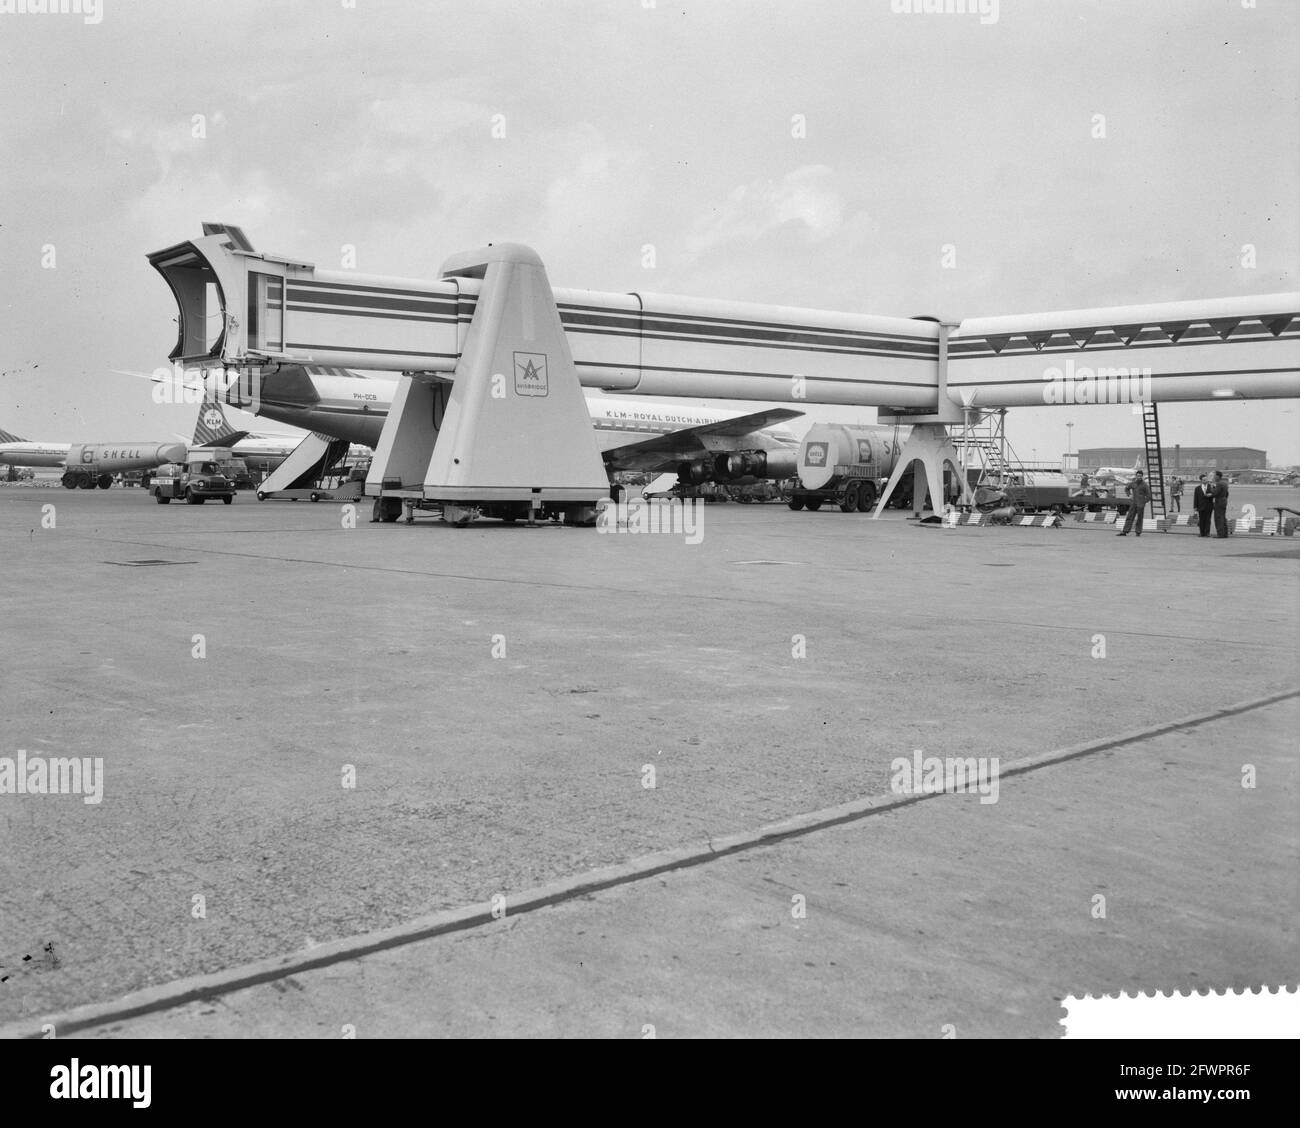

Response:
(146, 223), (945, 522)
(146, 225), (947, 405)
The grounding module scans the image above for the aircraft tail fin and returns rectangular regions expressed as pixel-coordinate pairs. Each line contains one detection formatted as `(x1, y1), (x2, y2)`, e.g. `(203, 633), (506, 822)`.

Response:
(192, 398), (244, 447)
(0, 427), (26, 443)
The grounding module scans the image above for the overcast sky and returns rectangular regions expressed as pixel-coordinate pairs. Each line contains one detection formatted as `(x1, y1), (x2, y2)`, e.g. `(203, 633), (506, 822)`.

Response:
(1, 0), (1296, 462)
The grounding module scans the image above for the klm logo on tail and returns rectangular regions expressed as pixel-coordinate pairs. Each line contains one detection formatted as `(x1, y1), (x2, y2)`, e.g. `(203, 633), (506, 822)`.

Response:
(192, 400), (239, 447)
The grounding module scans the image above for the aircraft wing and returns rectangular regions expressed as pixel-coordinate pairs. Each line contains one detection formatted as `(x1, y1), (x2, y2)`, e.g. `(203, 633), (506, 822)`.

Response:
(178, 429), (251, 446)
(602, 408), (803, 473)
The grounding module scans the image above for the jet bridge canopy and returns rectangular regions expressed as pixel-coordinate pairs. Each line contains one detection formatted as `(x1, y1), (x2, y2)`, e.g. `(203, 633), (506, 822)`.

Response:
(147, 223), (466, 373)
(147, 224), (1300, 408)
(147, 223), (947, 407)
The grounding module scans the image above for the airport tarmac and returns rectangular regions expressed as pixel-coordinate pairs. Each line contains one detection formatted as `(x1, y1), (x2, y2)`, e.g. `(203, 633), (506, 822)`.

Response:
(1, 485), (1296, 1036)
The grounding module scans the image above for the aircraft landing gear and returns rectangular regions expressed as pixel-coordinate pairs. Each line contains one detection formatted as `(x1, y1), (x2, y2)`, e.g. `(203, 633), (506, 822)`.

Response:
(371, 497), (403, 523)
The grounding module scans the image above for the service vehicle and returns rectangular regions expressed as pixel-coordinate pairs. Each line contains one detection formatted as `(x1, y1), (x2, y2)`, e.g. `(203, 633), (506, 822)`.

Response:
(786, 423), (905, 512)
(150, 458), (236, 505)
(989, 469), (1074, 514)
(188, 446), (254, 490)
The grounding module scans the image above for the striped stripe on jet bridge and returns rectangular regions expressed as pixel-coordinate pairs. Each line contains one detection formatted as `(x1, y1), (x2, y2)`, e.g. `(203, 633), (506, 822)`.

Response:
(276, 282), (940, 363)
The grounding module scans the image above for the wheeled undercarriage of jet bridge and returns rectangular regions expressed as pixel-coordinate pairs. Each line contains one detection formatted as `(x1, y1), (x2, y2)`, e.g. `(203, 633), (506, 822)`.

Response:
(147, 223), (1300, 525)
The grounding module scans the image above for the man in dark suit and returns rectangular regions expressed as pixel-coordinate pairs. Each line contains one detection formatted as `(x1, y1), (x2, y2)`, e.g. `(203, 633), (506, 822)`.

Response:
(1211, 470), (1231, 538)
(1193, 473), (1213, 537)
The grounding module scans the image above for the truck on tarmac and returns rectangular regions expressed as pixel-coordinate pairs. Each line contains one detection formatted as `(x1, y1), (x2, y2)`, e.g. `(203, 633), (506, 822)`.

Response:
(150, 458), (236, 505)
(786, 423), (906, 513)
(987, 469), (1074, 514)
(188, 446), (254, 490)
(786, 424), (1082, 516)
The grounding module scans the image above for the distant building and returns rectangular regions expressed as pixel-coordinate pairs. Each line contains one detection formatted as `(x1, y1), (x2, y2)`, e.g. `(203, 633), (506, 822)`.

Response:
(1077, 446), (1266, 471)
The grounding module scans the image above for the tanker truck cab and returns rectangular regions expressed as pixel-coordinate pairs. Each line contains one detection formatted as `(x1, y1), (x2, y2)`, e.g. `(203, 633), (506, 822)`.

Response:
(151, 458), (236, 505)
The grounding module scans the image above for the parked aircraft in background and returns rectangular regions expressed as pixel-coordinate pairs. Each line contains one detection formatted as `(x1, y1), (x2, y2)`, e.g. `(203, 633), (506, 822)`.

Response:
(146, 367), (803, 492)
(185, 397), (312, 475)
(1225, 468), (1300, 485)
(191, 399), (300, 460)
(1089, 460), (1144, 488)
(0, 428), (68, 469)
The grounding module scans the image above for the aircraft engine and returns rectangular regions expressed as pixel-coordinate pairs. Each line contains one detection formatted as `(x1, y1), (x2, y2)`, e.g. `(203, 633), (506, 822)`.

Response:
(677, 459), (712, 485)
(680, 449), (798, 484)
(721, 449), (799, 480)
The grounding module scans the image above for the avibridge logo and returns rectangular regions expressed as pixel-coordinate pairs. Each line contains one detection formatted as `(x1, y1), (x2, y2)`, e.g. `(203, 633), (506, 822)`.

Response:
(50, 1059), (150, 1108)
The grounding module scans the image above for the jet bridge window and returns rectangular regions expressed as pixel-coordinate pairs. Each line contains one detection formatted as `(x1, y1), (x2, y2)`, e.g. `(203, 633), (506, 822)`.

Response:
(248, 272), (284, 353)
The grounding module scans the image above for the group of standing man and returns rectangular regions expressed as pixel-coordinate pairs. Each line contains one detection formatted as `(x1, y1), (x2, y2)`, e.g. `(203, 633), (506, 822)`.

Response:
(1117, 469), (1230, 538)
(1193, 471), (1231, 538)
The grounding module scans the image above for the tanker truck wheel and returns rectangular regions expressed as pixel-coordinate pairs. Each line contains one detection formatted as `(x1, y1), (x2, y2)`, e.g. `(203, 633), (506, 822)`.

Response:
(855, 481), (877, 511)
(77, 474), (95, 489)
(804, 498), (822, 511)
(97, 474), (113, 489)
(787, 497), (804, 511)
(839, 487), (858, 513)
(62, 473), (77, 489)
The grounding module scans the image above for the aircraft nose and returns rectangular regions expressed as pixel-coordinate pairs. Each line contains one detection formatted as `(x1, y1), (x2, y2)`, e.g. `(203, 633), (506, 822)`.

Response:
(159, 442), (188, 464)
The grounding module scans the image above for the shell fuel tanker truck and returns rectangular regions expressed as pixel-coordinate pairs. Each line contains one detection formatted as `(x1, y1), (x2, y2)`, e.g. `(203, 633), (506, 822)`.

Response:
(60, 442), (188, 490)
(786, 424), (910, 512)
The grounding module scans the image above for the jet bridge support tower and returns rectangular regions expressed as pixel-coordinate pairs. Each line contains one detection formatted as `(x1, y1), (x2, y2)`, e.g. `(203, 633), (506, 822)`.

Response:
(872, 321), (971, 518)
(365, 244), (610, 524)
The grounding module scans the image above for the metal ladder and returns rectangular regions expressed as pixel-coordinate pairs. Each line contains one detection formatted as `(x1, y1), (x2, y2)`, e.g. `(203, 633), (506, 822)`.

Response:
(1142, 403), (1166, 517)
(965, 437), (1009, 480)
(955, 408), (1011, 485)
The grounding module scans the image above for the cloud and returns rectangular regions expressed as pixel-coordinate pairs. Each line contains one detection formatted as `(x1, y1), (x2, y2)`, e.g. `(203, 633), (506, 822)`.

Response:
(368, 88), (494, 143)
(686, 165), (868, 256)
